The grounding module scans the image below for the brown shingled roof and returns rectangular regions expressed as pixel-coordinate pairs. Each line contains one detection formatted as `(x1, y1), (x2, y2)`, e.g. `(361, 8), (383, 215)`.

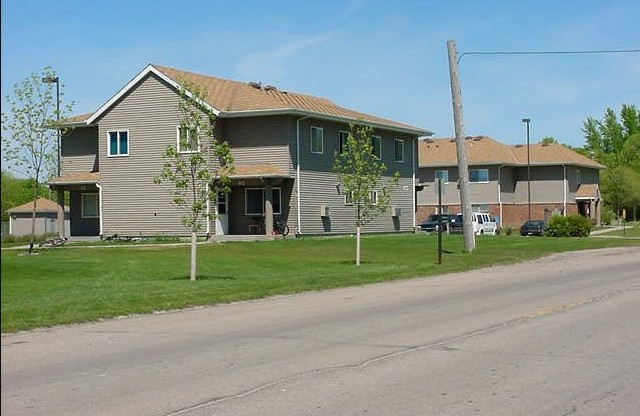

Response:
(229, 164), (289, 179)
(74, 64), (430, 135)
(576, 183), (600, 199)
(152, 65), (426, 133)
(48, 171), (100, 185)
(6, 198), (69, 214)
(419, 136), (605, 169)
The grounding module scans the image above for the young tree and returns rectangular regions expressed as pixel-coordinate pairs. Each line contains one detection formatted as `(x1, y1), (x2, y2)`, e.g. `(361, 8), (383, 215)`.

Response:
(1, 67), (72, 253)
(582, 104), (640, 219)
(154, 82), (233, 281)
(333, 122), (399, 266)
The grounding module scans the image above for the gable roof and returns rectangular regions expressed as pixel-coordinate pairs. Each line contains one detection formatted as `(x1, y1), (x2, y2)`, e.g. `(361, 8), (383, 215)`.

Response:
(79, 64), (430, 136)
(419, 136), (605, 169)
(6, 198), (69, 214)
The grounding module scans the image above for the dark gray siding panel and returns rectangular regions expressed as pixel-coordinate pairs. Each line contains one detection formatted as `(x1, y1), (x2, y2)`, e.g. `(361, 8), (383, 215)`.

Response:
(61, 126), (99, 174)
(224, 116), (291, 172)
(70, 191), (99, 236)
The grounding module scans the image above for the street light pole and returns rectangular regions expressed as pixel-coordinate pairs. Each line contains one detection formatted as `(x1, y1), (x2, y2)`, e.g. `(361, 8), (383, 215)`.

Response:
(42, 76), (60, 177)
(522, 118), (531, 222)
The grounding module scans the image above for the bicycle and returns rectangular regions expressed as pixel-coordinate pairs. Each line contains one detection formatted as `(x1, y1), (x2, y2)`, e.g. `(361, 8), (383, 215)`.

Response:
(39, 236), (68, 248)
(252, 215), (290, 237)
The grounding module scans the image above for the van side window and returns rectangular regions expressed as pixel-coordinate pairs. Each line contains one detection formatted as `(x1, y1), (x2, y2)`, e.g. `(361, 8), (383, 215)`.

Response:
(478, 215), (484, 224)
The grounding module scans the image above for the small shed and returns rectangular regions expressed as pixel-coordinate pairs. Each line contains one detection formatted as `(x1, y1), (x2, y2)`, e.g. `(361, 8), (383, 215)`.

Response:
(5, 198), (70, 237)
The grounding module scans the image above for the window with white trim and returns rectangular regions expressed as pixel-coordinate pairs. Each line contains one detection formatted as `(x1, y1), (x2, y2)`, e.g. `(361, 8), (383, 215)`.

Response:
(310, 126), (323, 154)
(394, 139), (404, 162)
(371, 135), (381, 159)
(81, 193), (99, 218)
(177, 126), (200, 153)
(370, 190), (379, 205)
(344, 191), (353, 206)
(470, 168), (489, 183)
(339, 131), (349, 154)
(245, 188), (282, 215)
(435, 170), (449, 183)
(108, 130), (129, 156)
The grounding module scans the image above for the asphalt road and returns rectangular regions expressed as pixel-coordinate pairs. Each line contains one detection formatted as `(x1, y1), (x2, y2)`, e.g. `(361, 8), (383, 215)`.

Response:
(2, 247), (639, 416)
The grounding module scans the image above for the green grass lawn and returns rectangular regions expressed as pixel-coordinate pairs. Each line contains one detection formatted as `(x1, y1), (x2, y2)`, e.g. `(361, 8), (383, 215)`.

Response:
(2, 233), (638, 333)
(596, 225), (640, 237)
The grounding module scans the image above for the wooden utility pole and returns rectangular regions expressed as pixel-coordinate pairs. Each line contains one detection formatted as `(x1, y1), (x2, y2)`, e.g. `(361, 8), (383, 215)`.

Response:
(447, 39), (475, 252)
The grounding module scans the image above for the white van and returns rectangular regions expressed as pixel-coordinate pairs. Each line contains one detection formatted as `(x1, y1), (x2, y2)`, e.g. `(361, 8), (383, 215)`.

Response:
(452, 212), (498, 235)
(471, 212), (497, 235)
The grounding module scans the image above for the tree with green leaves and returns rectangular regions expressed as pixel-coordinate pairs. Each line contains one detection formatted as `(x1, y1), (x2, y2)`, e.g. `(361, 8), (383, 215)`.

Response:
(1, 67), (72, 253)
(333, 122), (399, 265)
(154, 82), (233, 281)
(582, 104), (640, 220)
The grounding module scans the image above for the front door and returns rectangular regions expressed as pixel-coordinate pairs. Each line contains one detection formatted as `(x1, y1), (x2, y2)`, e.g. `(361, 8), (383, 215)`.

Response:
(215, 191), (229, 235)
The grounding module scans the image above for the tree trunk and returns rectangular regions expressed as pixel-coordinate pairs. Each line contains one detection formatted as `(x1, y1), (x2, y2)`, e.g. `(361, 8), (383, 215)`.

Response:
(190, 231), (197, 281)
(356, 226), (361, 266)
(28, 186), (39, 255)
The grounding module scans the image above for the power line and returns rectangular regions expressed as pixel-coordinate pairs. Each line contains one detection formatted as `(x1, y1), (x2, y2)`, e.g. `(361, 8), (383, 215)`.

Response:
(458, 48), (640, 63)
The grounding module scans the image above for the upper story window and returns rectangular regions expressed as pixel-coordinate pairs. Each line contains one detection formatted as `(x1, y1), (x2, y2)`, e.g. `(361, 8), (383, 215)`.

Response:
(371, 135), (381, 159)
(310, 126), (323, 154)
(435, 170), (449, 183)
(177, 126), (200, 153)
(470, 168), (489, 183)
(370, 190), (379, 205)
(394, 139), (404, 162)
(108, 130), (129, 156)
(339, 131), (349, 154)
(576, 169), (581, 184)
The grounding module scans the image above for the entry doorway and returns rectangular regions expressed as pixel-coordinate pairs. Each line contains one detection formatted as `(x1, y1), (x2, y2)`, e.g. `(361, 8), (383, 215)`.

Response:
(215, 191), (229, 235)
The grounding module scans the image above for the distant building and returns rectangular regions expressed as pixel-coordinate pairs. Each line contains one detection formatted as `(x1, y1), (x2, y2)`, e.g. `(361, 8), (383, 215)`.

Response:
(5, 198), (70, 236)
(417, 136), (604, 227)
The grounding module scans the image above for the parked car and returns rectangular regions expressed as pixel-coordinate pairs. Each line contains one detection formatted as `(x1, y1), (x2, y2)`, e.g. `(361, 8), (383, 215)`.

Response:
(448, 212), (498, 236)
(419, 214), (457, 233)
(520, 220), (546, 236)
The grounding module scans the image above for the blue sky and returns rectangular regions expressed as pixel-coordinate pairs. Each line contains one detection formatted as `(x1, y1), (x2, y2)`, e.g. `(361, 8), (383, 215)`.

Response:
(2, 0), (639, 148)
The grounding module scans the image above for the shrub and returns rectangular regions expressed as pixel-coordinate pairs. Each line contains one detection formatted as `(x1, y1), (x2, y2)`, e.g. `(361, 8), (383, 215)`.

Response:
(545, 215), (591, 237)
(600, 206), (616, 225)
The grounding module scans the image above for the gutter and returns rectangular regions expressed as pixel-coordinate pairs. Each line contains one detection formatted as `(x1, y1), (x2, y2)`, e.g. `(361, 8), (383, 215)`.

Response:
(296, 114), (311, 235)
(96, 182), (104, 235)
(497, 165), (503, 228)
(222, 108), (431, 137)
(563, 164), (567, 216)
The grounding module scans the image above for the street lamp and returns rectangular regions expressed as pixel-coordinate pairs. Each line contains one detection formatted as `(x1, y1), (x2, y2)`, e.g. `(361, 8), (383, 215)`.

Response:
(42, 76), (60, 177)
(522, 118), (531, 222)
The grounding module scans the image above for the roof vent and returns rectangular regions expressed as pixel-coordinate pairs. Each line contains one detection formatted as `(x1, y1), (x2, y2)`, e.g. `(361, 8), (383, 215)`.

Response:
(248, 81), (262, 89)
(541, 143), (549, 146)
(515, 144), (524, 148)
(473, 136), (482, 141)
(450, 138), (456, 142)
(264, 85), (278, 91)
(465, 136), (473, 140)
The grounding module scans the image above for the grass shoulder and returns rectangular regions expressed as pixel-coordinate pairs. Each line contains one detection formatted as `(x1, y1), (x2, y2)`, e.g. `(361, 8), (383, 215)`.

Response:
(2, 233), (638, 333)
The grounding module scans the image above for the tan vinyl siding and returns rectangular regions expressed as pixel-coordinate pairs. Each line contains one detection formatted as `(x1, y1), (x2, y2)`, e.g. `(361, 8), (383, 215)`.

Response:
(60, 126), (99, 174)
(224, 116), (291, 172)
(96, 73), (208, 236)
(513, 165), (565, 203)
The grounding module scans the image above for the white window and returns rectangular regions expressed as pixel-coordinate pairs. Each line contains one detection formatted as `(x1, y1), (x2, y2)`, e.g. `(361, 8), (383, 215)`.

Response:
(310, 126), (323, 154)
(108, 130), (129, 156)
(344, 191), (353, 206)
(339, 131), (349, 154)
(81, 193), (99, 218)
(245, 188), (282, 215)
(177, 126), (200, 153)
(435, 170), (449, 183)
(394, 139), (404, 162)
(470, 168), (489, 183)
(371, 135), (381, 159)
(370, 190), (379, 205)
(576, 169), (581, 184)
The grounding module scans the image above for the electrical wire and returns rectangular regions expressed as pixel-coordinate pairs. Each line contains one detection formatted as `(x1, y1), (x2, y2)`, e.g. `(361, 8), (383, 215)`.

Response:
(458, 48), (640, 63)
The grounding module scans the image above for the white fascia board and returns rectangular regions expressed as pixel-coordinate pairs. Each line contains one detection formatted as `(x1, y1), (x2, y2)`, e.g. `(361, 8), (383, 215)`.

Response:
(86, 64), (220, 125)
(221, 109), (431, 137)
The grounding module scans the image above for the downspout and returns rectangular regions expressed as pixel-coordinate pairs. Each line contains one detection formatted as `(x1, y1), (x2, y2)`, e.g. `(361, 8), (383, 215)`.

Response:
(96, 182), (104, 236)
(206, 196), (211, 237)
(563, 164), (567, 216)
(497, 165), (503, 228)
(412, 137), (416, 230)
(296, 114), (311, 235)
